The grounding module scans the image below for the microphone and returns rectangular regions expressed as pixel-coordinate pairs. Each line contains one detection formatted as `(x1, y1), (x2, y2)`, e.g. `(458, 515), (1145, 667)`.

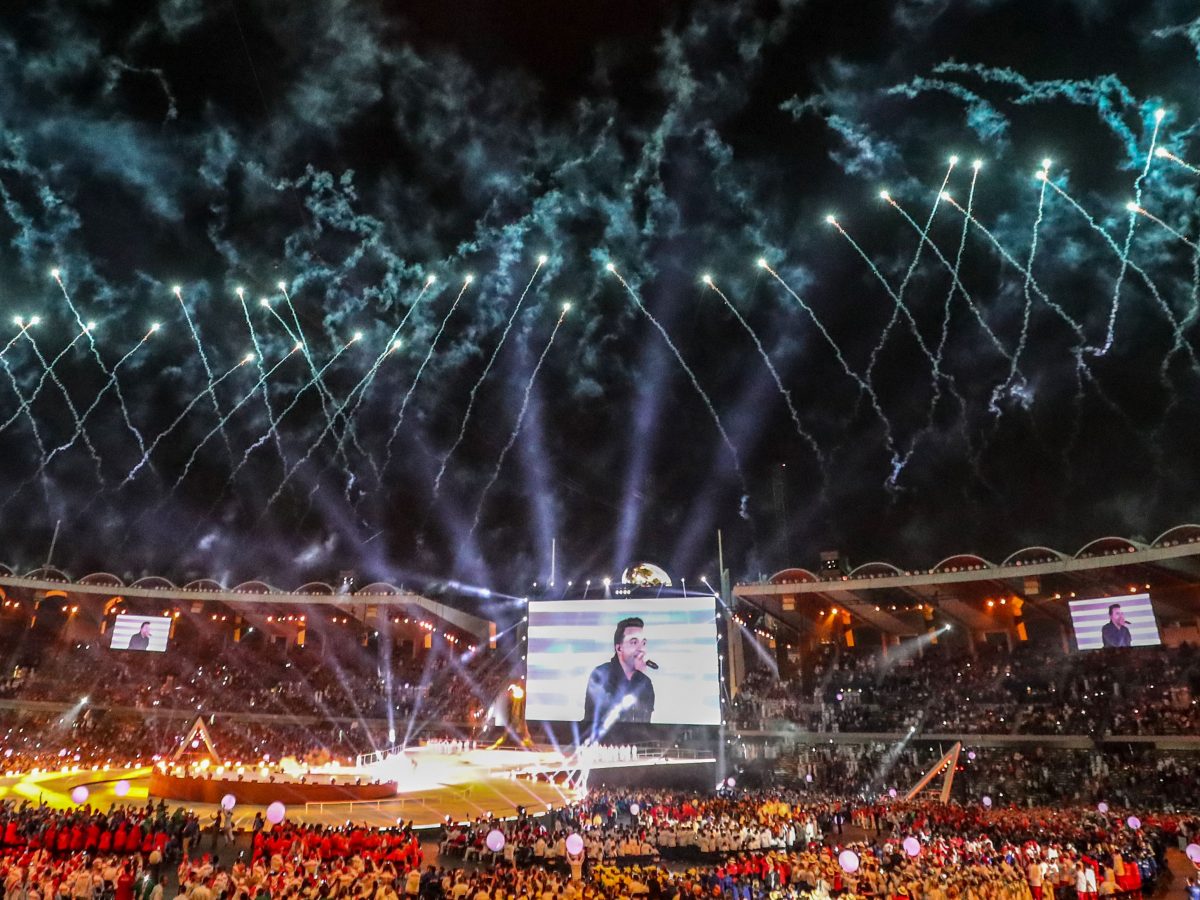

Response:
(644, 659), (659, 670)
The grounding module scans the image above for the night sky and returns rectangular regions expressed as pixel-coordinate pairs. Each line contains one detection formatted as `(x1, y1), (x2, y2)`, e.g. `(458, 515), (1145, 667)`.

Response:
(0, 0), (1198, 591)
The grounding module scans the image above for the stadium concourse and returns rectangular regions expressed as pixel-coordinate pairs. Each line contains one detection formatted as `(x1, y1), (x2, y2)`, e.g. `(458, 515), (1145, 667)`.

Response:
(0, 531), (1198, 900)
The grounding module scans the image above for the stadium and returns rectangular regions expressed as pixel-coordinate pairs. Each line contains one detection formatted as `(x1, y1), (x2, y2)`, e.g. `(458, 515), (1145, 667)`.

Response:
(0, 524), (1198, 894)
(3, 4), (1200, 900)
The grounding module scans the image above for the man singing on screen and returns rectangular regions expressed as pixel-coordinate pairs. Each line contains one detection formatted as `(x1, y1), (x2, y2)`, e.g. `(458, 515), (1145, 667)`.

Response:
(583, 617), (655, 734)
(1101, 604), (1132, 648)
(128, 622), (153, 651)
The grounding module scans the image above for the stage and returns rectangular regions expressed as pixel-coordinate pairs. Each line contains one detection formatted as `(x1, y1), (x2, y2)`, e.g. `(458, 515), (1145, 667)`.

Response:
(0, 744), (714, 829)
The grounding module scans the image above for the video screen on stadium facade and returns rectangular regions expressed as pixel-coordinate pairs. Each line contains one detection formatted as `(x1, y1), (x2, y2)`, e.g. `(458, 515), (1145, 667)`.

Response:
(525, 595), (722, 728)
(1068, 593), (1161, 650)
(108, 614), (171, 652)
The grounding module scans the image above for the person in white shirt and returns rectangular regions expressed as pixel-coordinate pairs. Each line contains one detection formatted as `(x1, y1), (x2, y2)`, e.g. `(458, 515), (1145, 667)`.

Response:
(1075, 863), (1089, 898)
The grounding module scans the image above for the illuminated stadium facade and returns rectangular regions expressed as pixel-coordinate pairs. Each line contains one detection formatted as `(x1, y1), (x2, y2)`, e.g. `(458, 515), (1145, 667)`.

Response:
(732, 523), (1200, 653)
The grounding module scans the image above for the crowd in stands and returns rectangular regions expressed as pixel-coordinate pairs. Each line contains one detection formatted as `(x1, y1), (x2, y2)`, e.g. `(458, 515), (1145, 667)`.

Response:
(0, 783), (1191, 900)
(0, 639), (505, 729)
(0, 629), (512, 779)
(0, 710), (394, 776)
(2, 597), (1200, 900)
(770, 743), (1200, 812)
(731, 643), (1200, 737)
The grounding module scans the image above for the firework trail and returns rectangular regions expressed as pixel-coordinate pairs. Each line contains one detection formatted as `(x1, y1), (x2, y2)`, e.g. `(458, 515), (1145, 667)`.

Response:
(938, 194), (1087, 340)
(259, 294), (367, 492)
(608, 263), (748, 501)
(831, 216), (972, 483)
(996, 160), (1051, 405)
(468, 304), (568, 539)
(259, 293), (363, 485)
(935, 168), (977, 364)
(332, 276), (438, 488)
(882, 172), (1012, 365)
(174, 286), (234, 459)
(121, 353), (253, 486)
(702, 275), (825, 477)
(935, 189), (1114, 449)
(19, 326), (105, 485)
(0, 322), (47, 456)
(1045, 180), (1200, 377)
(759, 259), (901, 477)
(864, 159), (956, 387)
(217, 334), (360, 498)
(0, 326), (86, 438)
(5, 328), (157, 509)
(277, 283), (342, 429)
(0, 321), (50, 503)
(1155, 146), (1200, 176)
(888, 167), (991, 478)
(163, 345), (302, 497)
(1123, 198), (1200, 441)
(0, 323), (28, 360)
(1097, 108), (1165, 355)
(236, 287), (288, 465)
(52, 271), (150, 461)
(830, 219), (940, 367)
(432, 257), (547, 498)
(1129, 202), (1199, 251)
(380, 277), (473, 478)
(265, 339), (407, 514)
(1130, 179), (1200, 433)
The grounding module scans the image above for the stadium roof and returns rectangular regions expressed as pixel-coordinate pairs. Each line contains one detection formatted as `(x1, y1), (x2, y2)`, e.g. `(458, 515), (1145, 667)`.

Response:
(733, 524), (1200, 637)
(0, 567), (494, 641)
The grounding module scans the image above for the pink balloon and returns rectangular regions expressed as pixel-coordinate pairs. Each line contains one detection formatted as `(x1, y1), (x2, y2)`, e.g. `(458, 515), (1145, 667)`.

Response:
(982, 795), (992, 809)
(486, 829), (505, 853)
(266, 801), (285, 825)
(70, 786), (89, 805)
(967, 751), (977, 760)
(1126, 816), (1140, 830)
(1185, 844), (1200, 864)
(221, 794), (236, 811)
(629, 803), (640, 816)
(565, 834), (584, 856)
(887, 788), (897, 799)
(805, 773), (813, 783)
(903, 837), (921, 857)
(838, 850), (859, 873)
(1097, 802), (1109, 814)
(725, 777), (736, 788)
(113, 780), (130, 798)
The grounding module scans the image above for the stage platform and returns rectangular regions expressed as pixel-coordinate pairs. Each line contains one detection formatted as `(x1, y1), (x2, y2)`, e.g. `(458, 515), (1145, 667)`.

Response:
(0, 744), (714, 829)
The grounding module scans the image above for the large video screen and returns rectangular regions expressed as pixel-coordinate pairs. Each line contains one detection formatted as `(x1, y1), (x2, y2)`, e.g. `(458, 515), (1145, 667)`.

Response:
(109, 614), (171, 652)
(1068, 593), (1160, 650)
(525, 596), (722, 729)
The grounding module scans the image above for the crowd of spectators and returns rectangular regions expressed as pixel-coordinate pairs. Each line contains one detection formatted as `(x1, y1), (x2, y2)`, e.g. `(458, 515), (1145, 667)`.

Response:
(0, 632), (511, 779)
(0, 640), (505, 729)
(731, 643), (1200, 737)
(0, 784), (1191, 900)
(769, 743), (1200, 812)
(0, 709), (422, 776)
